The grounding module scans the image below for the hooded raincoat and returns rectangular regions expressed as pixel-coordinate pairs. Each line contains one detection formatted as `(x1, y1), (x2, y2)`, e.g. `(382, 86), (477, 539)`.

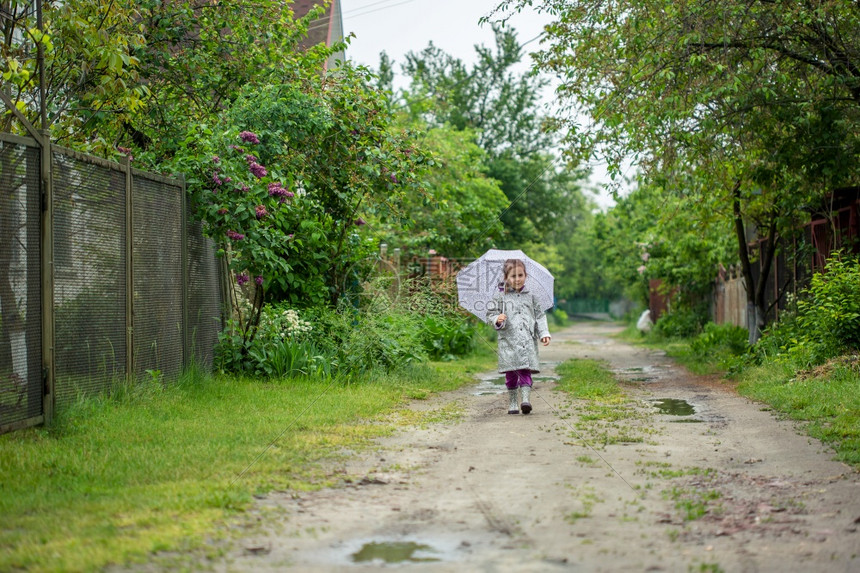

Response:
(486, 287), (551, 373)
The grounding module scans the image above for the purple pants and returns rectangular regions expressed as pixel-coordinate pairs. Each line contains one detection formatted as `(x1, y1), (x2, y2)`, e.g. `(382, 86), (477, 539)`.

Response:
(504, 369), (533, 390)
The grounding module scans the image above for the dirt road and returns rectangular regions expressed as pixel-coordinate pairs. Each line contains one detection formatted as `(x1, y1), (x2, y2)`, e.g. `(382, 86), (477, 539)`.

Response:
(217, 322), (860, 572)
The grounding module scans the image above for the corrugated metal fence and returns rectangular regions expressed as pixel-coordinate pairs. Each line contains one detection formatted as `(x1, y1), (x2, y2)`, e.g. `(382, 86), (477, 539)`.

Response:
(0, 132), (224, 433)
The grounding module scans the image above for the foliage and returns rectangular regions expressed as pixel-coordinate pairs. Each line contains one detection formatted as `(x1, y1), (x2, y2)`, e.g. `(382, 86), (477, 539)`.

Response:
(421, 314), (477, 361)
(593, 183), (735, 305)
(393, 26), (591, 252)
(2, 1), (332, 158)
(0, 360), (488, 572)
(490, 0), (860, 339)
(690, 322), (749, 357)
(214, 276), (486, 377)
(754, 252), (860, 367)
(796, 254), (860, 353)
(372, 123), (508, 258)
(688, 322), (750, 369)
(401, 25), (553, 158)
(549, 308), (570, 328)
(653, 306), (708, 339)
(170, 70), (430, 346)
(215, 305), (331, 379)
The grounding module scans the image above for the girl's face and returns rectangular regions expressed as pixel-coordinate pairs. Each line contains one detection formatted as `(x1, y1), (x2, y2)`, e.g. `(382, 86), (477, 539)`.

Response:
(506, 265), (527, 290)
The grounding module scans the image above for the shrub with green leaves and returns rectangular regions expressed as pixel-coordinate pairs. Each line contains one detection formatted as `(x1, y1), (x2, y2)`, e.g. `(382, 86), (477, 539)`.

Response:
(215, 304), (332, 378)
(422, 314), (477, 361)
(689, 322), (749, 367)
(755, 252), (860, 367)
(653, 305), (708, 338)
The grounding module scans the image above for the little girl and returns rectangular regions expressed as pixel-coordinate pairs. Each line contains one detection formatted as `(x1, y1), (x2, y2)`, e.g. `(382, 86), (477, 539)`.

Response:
(486, 259), (551, 415)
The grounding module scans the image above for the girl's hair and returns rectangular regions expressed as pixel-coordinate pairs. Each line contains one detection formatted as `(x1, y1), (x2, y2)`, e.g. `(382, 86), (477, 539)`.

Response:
(503, 259), (527, 279)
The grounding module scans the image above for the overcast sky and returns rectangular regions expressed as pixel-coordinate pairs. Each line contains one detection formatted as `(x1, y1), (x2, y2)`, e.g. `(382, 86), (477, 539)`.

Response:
(341, 0), (624, 209)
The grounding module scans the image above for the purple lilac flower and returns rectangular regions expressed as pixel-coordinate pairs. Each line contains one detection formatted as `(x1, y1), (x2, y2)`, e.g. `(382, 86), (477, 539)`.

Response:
(236, 272), (249, 286)
(354, 218), (367, 226)
(255, 275), (264, 286)
(229, 145), (244, 152)
(239, 131), (260, 144)
(255, 205), (269, 219)
(390, 174), (398, 183)
(238, 183), (250, 193)
(268, 182), (294, 198)
(226, 230), (245, 241)
(248, 162), (267, 179)
(212, 155), (220, 163)
(212, 173), (223, 186)
(245, 154), (257, 163)
(287, 233), (294, 239)
(223, 176), (232, 184)
(217, 208), (228, 215)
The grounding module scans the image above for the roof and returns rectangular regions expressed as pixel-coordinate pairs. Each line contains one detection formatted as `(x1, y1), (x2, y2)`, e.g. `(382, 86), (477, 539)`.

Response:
(292, 0), (345, 61)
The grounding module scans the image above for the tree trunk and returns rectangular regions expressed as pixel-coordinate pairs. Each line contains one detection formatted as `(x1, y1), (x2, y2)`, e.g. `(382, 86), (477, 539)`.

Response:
(733, 181), (781, 345)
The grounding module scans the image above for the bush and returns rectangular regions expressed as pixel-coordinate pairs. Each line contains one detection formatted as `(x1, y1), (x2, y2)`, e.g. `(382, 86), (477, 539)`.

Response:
(421, 314), (477, 361)
(797, 253), (860, 353)
(689, 322), (749, 367)
(754, 252), (860, 367)
(214, 277), (484, 378)
(216, 304), (333, 378)
(549, 308), (570, 327)
(652, 306), (706, 338)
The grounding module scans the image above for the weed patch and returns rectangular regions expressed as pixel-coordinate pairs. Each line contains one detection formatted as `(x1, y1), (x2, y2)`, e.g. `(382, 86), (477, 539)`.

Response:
(0, 356), (490, 572)
(555, 359), (655, 449)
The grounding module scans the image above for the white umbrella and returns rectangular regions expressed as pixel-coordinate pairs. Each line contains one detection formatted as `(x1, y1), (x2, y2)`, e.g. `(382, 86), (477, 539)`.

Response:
(456, 249), (554, 322)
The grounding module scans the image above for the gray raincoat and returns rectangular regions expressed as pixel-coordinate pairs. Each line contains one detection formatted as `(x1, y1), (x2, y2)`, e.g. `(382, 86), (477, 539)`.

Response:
(486, 288), (551, 373)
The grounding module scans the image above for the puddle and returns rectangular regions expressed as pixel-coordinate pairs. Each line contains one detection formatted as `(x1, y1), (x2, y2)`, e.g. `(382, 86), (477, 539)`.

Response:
(614, 365), (665, 383)
(651, 398), (695, 416)
(472, 375), (506, 396)
(352, 541), (440, 564)
(473, 373), (559, 396)
(578, 338), (610, 345)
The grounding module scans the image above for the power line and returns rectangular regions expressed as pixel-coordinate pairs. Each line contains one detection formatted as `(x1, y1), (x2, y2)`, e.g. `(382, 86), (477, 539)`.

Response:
(343, 0), (422, 19)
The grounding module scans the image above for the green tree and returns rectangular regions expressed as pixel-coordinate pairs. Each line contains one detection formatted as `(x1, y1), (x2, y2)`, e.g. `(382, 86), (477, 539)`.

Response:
(1, 0), (333, 157)
(397, 26), (589, 251)
(173, 70), (429, 322)
(492, 0), (860, 340)
(372, 122), (509, 258)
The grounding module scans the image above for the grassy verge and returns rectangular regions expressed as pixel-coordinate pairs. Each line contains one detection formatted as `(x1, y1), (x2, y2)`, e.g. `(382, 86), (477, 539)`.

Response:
(616, 323), (860, 468)
(0, 349), (495, 572)
(614, 324), (722, 375)
(736, 358), (860, 467)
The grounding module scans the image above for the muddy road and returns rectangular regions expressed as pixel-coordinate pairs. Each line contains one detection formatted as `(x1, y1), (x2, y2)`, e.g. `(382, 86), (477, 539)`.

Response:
(217, 321), (860, 572)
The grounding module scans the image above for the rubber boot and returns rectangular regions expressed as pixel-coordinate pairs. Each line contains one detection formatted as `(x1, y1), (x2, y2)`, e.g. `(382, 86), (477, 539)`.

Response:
(520, 385), (532, 414)
(507, 388), (519, 414)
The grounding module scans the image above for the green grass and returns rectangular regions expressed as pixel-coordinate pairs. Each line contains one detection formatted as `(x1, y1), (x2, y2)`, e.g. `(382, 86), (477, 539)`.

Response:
(555, 358), (653, 447)
(619, 321), (860, 468)
(556, 359), (625, 401)
(737, 359), (860, 467)
(614, 324), (731, 375)
(662, 486), (721, 521)
(0, 352), (495, 572)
